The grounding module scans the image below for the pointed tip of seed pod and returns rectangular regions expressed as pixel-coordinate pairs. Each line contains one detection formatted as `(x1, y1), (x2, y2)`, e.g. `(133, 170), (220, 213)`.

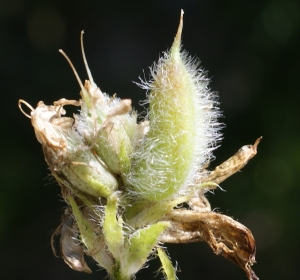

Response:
(172, 9), (184, 53)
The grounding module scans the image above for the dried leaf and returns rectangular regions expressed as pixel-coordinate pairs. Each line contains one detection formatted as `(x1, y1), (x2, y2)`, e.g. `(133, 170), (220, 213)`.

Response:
(160, 209), (258, 280)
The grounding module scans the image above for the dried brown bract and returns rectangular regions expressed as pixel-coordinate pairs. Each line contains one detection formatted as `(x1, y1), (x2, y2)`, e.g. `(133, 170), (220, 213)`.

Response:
(201, 137), (262, 186)
(161, 210), (258, 280)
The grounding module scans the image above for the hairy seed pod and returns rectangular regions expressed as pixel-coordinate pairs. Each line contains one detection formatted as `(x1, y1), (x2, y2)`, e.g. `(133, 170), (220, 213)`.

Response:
(125, 10), (221, 201)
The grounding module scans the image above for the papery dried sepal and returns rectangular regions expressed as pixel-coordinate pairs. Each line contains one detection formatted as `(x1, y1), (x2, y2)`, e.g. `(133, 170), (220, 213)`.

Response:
(51, 209), (92, 273)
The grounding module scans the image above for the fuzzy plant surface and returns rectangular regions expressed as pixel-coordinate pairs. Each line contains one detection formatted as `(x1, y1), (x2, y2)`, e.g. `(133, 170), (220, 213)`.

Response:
(19, 10), (260, 280)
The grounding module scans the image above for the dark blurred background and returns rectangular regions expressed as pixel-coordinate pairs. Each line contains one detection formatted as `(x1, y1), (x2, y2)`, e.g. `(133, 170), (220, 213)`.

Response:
(1, 0), (299, 279)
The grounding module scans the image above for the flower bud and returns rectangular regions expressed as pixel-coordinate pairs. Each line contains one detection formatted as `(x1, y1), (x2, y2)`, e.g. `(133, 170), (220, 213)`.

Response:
(70, 35), (138, 175)
(19, 99), (119, 199)
(75, 83), (136, 176)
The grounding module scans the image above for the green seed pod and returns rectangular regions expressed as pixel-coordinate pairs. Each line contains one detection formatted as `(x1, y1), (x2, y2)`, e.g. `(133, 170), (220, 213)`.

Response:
(125, 10), (221, 201)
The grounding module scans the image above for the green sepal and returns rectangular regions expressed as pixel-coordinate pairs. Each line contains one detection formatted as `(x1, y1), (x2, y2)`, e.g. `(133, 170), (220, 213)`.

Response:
(124, 201), (169, 228)
(125, 196), (190, 228)
(68, 195), (113, 273)
(121, 221), (170, 277)
(119, 140), (131, 176)
(66, 161), (117, 198)
(68, 195), (95, 251)
(157, 247), (177, 280)
(103, 194), (124, 261)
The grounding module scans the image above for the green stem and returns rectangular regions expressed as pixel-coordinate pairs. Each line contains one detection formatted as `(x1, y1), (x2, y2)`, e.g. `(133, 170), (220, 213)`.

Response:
(111, 264), (131, 280)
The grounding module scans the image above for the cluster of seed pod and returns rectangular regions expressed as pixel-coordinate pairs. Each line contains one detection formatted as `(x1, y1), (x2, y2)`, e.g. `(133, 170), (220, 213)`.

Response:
(19, 10), (259, 280)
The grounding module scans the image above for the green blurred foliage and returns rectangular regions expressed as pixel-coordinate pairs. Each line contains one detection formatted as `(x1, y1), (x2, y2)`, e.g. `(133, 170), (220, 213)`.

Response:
(1, 0), (299, 279)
